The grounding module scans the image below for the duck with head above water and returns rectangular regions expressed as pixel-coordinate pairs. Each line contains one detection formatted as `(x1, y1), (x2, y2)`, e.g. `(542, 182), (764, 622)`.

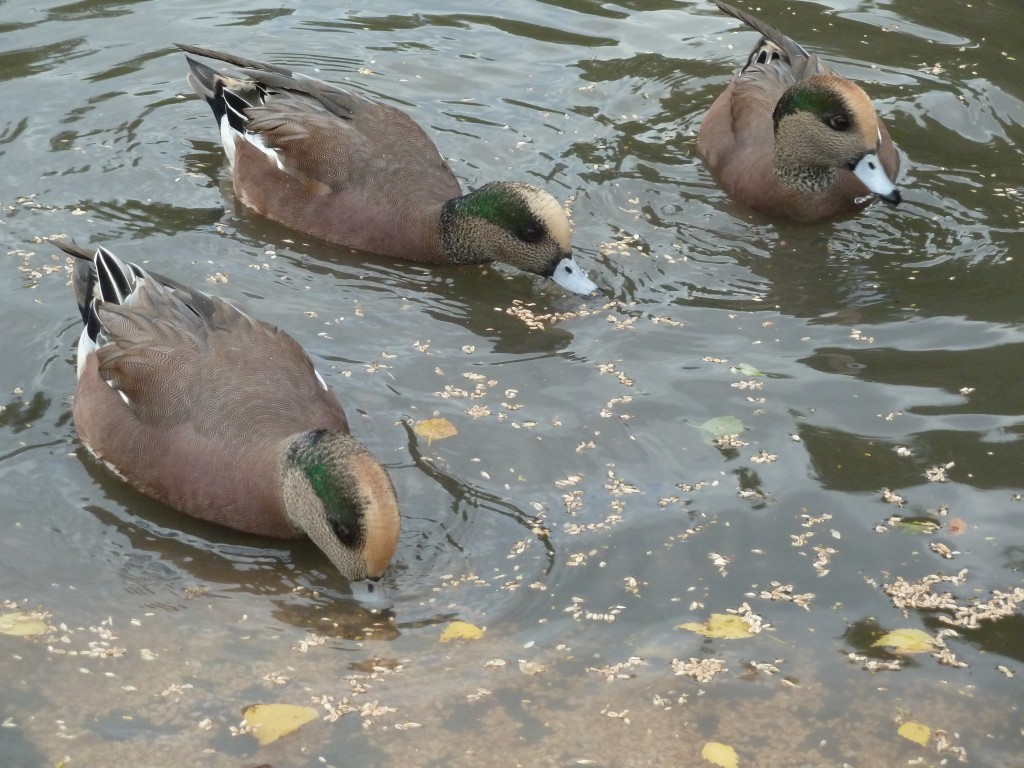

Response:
(59, 240), (400, 609)
(176, 44), (598, 295)
(698, 0), (901, 222)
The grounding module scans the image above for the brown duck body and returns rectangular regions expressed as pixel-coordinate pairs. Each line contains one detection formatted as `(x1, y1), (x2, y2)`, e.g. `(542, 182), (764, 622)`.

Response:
(176, 44), (599, 294)
(73, 289), (347, 539)
(698, 0), (901, 222)
(230, 133), (454, 264)
(185, 45), (461, 262)
(61, 240), (400, 588)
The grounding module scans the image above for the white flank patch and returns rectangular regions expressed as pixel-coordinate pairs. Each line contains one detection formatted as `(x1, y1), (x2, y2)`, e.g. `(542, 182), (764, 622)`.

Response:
(244, 131), (284, 171)
(217, 114), (282, 172)
(76, 329), (98, 381)
(218, 116), (239, 168)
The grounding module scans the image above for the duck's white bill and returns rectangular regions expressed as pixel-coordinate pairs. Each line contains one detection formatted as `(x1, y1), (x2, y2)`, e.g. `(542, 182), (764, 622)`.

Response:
(349, 578), (393, 612)
(852, 153), (901, 205)
(551, 255), (598, 296)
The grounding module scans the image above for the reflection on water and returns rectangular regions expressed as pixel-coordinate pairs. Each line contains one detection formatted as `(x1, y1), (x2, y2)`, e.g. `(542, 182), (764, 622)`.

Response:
(2, 0), (1024, 765)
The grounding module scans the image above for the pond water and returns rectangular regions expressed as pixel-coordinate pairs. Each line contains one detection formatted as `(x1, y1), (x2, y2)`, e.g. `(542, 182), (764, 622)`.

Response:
(2, 0), (1022, 765)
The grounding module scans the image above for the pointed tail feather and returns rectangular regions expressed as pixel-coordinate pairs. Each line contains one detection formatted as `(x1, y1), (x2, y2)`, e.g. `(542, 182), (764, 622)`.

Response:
(54, 240), (142, 324)
(713, 0), (812, 64)
(175, 43), (293, 78)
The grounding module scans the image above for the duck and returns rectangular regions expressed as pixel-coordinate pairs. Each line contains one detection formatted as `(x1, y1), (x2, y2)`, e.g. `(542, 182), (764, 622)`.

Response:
(697, 0), (901, 222)
(58, 240), (400, 609)
(175, 43), (598, 295)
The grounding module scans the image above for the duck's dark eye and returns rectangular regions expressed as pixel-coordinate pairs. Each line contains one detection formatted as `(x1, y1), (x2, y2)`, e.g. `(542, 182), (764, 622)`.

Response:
(520, 226), (543, 244)
(826, 113), (850, 131)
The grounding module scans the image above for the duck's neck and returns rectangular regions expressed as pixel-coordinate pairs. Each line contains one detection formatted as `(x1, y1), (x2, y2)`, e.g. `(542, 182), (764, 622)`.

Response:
(437, 194), (494, 266)
(773, 109), (839, 193)
(773, 152), (837, 193)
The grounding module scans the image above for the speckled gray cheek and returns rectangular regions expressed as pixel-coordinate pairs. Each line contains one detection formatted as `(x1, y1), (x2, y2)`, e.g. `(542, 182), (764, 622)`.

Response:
(322, 484), (365, 551)
(774, 159), (838, 193)
(289, 434), (366, 550)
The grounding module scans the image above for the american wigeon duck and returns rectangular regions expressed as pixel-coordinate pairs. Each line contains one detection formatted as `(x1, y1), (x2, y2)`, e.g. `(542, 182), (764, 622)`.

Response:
(698, 0), (901, 222)
(59, 240), (400, 608)
(175, 44), (598, 295)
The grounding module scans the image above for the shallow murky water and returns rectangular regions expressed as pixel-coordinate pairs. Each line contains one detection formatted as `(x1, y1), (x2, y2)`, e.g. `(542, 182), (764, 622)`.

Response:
(2, 0), (1023, 765)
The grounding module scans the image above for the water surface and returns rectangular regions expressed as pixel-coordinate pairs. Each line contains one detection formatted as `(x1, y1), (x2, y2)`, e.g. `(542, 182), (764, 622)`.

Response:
(2, 0), (1022, 765)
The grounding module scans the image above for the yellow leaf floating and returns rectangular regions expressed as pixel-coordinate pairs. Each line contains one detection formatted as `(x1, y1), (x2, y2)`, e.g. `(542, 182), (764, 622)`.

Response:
(702, 741), (739, 768)
(440, 620), (484, 642)
(414, 417), (458, 445)
(898, 721), (931, 747)
(678, 614), (753, 639)
(0, 611), (49, 637)
(242, 703), (318, 746)
(873, 628), (934, 654)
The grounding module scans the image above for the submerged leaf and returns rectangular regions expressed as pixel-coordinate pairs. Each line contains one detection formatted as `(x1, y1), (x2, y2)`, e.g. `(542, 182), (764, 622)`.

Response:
(678, 614), (752, 639)
(733, 363), (764, 377)
(702, 741), (739, 768)
(0, 611), (49, 637)
(440, 620), (484, 642)
(873, 628), (934, 654)
(518, 659), (548, 676)
(898, 720), (931, 746)
(242, 703), (318, 746)
(414, 417), (458, 445)
(891, 516), (941, 534)
(697, 416), (744, 440)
